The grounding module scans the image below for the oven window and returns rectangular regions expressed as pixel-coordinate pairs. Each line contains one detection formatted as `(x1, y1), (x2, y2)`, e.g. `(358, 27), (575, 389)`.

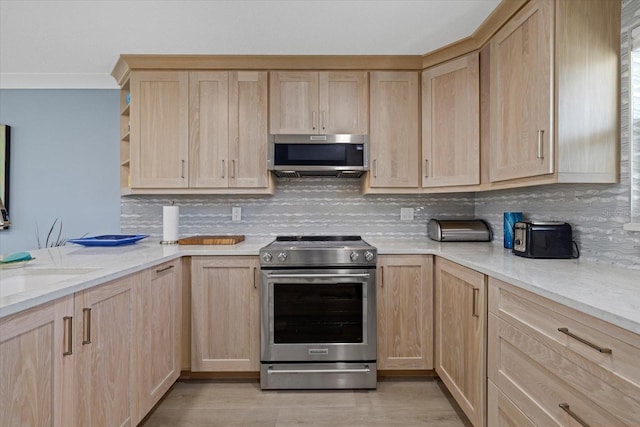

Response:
(273, 283), (364, 344)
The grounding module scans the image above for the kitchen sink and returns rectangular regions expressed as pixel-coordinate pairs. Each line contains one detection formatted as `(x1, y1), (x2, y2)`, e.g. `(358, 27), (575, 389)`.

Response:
(0, 267), (99, 297)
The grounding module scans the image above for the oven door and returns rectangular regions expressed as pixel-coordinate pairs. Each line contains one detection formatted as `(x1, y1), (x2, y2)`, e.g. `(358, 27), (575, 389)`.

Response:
(261, 268), (376, 363)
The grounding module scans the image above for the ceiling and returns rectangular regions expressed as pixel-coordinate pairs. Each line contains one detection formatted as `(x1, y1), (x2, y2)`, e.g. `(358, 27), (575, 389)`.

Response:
(0, 0), (500, 89)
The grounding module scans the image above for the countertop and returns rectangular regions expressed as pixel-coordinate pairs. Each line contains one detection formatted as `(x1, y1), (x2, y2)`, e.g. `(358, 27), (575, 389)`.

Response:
(1, 238), (639, 336)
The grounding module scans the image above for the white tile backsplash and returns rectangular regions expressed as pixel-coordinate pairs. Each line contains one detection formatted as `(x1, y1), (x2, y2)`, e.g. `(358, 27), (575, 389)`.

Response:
(121, 177), (475, 241)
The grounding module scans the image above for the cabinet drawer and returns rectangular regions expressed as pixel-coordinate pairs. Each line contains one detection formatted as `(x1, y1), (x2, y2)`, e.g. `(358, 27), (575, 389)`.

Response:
(489, 277), (640, 396)
(487, 380), (536, 427)
(489, 314), (635, 426)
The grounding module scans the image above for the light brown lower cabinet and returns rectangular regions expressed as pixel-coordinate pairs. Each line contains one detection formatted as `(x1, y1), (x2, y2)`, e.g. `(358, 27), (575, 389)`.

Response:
(133, 260), (182, 424)
(1, 260), (182, 427)
(487, 380), (536, 427)
(191, 256), (260, 372)
(377, 254), (433, 370)
(0, 295), (75, 427)
(488, 277), (640, 426)
(435, 257), (486, 427)
(75, 273), (138, 427)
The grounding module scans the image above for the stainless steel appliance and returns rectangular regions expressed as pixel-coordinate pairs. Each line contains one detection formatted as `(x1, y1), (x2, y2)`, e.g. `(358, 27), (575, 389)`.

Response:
(513, 221), (576, 258)
(259, 235), (377, 389)
(268, 134), (369, 177)
(427, 219), (492, 242)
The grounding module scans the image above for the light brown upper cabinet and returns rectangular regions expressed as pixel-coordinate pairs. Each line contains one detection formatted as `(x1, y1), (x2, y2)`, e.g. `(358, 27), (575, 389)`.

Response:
(126, 70), (270, 194)
(190, 71), (269, 189)
(489, 0), (619, 184)
(368, 71), (420, 189)
(130, 71), (190, 189)
(270, 71), (368, 134)
(422, 53), (480, 187)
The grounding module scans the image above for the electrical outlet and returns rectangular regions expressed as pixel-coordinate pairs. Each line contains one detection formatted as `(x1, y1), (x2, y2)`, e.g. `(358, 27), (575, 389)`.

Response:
(232, 207), (242, 221)
(400, 208), (414, 221)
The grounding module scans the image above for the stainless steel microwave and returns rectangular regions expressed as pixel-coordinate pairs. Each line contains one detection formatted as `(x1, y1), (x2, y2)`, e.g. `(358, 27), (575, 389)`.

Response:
(267, 134), (369, 178)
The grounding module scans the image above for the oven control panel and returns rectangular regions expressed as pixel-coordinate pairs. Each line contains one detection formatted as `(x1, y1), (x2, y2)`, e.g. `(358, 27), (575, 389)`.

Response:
(259, 236), (377, 268)
(260, 249), (376, 267)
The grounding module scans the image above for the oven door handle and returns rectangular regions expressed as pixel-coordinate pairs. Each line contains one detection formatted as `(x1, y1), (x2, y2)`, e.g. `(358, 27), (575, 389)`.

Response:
(266, 273), (371, 280)
(267, 366), (371, 374)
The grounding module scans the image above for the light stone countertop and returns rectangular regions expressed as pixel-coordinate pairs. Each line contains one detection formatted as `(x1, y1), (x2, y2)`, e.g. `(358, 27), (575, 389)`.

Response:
(369, 238), (640, 335)
(1, 237), (639, 336)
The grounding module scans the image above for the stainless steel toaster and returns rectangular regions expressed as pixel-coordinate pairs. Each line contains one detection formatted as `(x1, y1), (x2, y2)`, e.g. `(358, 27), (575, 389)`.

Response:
(427, 219), (492, 242)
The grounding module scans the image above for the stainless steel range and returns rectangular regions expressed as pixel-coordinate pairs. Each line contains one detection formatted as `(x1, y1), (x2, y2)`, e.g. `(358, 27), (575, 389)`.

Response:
(259, 235), (377, 390)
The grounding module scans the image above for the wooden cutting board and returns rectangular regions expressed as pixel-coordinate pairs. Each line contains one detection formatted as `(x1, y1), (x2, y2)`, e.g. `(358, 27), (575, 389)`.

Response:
(178, 235), (245, 245)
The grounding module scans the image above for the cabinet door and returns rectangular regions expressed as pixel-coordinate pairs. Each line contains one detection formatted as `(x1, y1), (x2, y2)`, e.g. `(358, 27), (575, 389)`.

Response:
(489, 0), (554, 182)
(369, 72), (420, 188)
(435, 257), (486, 427)
(130, 71), (189, 188)
(133, 260), (181, 424)
(229, 71), (269, 188)
(270, 71), (319, 134)
(422, 53), (480, 187)
(377, 255), (433, 370)
(0, 296), (74, 427)
(191, 257), (260, 371)
(189, 71), (230, 188)
(75, 275), (137, 427)
(319, 71), (369, 134)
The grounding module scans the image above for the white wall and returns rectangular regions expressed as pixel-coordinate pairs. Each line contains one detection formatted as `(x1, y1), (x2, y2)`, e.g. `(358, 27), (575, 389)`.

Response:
(0, 89), (121, 254)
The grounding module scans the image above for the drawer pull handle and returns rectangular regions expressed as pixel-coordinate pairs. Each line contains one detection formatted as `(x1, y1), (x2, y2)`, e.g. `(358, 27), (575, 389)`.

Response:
(537, 130), (544, 159)
(63, 316), (73, 356)
(82, 308), (92, 345)
(472, 288), (480, 317)
(559, 403), (590, 427)
(557, 328), (611, 354)
(156, 265), (174, 274)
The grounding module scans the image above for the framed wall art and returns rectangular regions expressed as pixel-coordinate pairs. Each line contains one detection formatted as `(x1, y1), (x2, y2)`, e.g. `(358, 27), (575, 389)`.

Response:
(1, 125), (10, 212)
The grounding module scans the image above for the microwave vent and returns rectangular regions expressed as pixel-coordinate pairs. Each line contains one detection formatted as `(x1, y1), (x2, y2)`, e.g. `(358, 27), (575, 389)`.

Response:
(337, 171), (364, 178)
(273, 170), (301, 178)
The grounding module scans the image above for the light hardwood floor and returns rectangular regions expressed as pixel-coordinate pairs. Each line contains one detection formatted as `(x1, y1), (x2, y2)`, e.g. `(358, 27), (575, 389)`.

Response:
(141, 378), (467, 427)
